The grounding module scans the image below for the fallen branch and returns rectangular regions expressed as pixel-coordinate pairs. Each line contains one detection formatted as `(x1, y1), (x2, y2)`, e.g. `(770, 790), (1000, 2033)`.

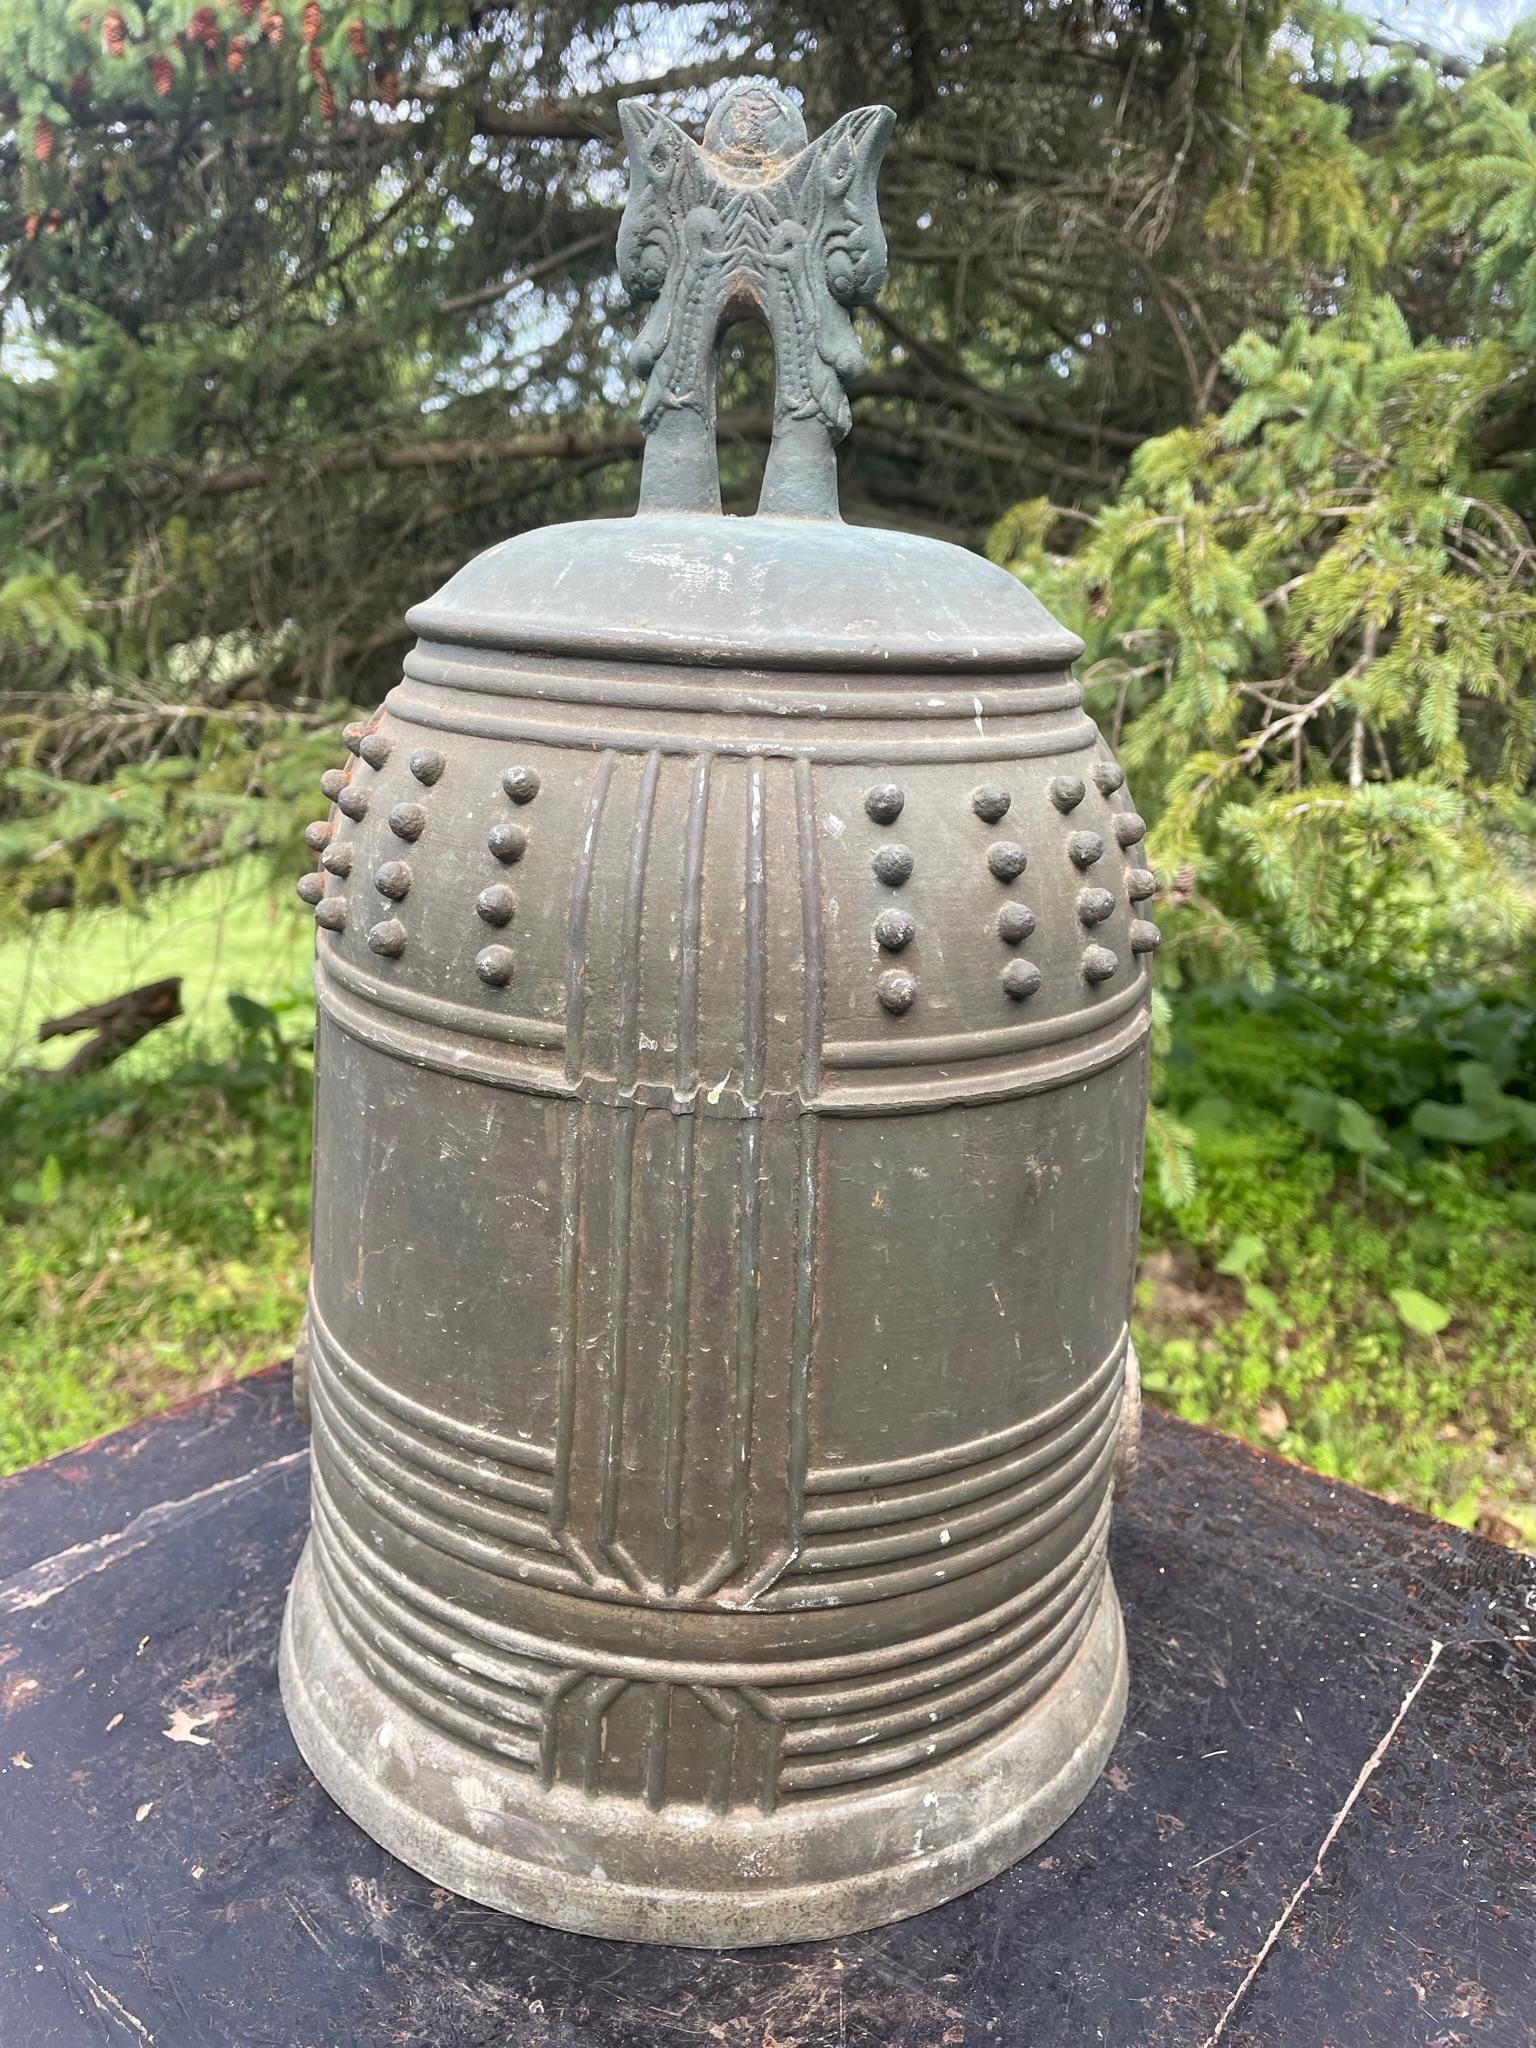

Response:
(38, 978), (183, 1080)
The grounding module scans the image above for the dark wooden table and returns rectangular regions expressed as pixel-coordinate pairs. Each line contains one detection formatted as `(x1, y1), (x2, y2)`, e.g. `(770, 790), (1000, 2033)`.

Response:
(1, 1365), (1532, 2048)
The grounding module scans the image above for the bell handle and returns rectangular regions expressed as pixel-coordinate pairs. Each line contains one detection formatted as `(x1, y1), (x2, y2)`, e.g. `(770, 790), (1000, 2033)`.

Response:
(617, 86), (895, 521)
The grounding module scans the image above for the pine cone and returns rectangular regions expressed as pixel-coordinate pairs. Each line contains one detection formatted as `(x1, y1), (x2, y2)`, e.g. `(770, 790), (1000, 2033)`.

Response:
(189, 5), (219, 47)
(238, 0), (259, 15)
(227, 32), (246, 69)
(260, 1), (282, 44)
(347, 17), (366, 60)
(319, 79), (336, 119)
(33, 116), (55, 163)
(375, 65), (399, 107)
(69, 68), (90, 108)
(307, 41), (325, 82)
(103, 7), (126, 54)
(148, 51), (174, 94)
(24, 212), (39, 241)
(302, 0), (321, 44)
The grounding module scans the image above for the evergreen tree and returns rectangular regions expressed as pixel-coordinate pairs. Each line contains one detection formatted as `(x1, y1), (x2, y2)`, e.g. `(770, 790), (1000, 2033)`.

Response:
(2, 0), (1532, 937)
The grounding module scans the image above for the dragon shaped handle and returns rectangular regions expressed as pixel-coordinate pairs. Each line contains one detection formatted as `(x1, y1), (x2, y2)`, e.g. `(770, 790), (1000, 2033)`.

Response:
(617, 81), (896, 521)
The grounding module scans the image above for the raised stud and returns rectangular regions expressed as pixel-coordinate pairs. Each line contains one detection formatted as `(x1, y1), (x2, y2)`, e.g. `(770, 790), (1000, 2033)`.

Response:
(320, 843), (353, 878)
(1130, 919), (1162, 954)
(1126, 868), (1157, 903)
(409, 748), (446, 786)
(341, 721), (367, 756)
(1077, 886), (1116, 927)
(872, 843), (914, 887)
(373, 860), (412, 901)
(388, 802), (427, 843)
(1001, 958), (1042, 1001)
(996, 902), (1036, 944)
(359, 731), (393, 771)
(864, 783), (904, 825)
(314, 897), (347, 932)
(877, 969), (918, 1015)
(1092, 761), (1125, 796)
(488, 821), (529, 865)
(873, 907), (914, 953)
(319, 768), (347, 801)
(502, 766), (541, 805)
(367, 918), (407, 959)
(971, 785), (1011, 824)
(1067, 830), (1104, 869)
(303, 820), (333, 852)
(1082, 944), (1119, 983)
(295, 872), (325, 906)
(1114, 812), (1147, 848)
(476, 884), (517, 927)
(1049, 776), (1085, 812)
(986, 841), (1028, 882)
(337, 784), (370, 821)
(476, 944), (516, 989)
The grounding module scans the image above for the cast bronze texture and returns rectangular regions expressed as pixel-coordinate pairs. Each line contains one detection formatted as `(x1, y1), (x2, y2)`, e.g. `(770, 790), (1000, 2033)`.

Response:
(280, 78), (1154, 1947)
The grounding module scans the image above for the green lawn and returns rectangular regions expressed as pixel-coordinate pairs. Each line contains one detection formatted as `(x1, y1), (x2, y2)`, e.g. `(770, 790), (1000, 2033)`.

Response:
(1, 862), (313, 1076)
(2, 878), (1532, 1549)
(1, 869), (316, 1465)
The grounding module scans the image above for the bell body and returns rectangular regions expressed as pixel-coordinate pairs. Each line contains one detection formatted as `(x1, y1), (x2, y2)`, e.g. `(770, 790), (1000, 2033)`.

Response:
(281, 515), (1152, 1944)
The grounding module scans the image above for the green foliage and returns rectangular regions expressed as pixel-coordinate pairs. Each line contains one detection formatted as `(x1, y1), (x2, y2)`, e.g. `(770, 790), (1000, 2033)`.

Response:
(998, 291), (1536, 989)
(1136, 987), (1536, 1541)
(0, 989), (313, 1469)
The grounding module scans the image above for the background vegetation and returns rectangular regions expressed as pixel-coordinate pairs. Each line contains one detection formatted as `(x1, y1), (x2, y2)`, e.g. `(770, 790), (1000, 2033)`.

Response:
(2, 1), (1533, 1542)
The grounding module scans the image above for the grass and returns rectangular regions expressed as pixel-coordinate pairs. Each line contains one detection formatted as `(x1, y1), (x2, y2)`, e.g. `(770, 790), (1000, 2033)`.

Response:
(1, 861), (312, 1075)
(2, 879), (1532, 1548)
(1137, 993), (1536, 1548)
(1, 868), (314, 1466)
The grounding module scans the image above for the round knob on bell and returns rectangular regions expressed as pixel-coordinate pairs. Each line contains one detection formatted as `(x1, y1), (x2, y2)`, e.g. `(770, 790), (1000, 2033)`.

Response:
(1082, 944), (1119, 983)
(872, 844), (914, 887)
(877, 969), (918, 1014)
(873, 908), (914, 952)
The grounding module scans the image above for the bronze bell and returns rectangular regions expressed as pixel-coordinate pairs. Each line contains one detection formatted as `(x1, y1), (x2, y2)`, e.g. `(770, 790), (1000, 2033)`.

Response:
(280, 77), (1153, 1947)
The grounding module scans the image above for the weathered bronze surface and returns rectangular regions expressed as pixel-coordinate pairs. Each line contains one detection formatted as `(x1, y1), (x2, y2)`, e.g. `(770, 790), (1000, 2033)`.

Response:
(280, 79), (1154, 1947)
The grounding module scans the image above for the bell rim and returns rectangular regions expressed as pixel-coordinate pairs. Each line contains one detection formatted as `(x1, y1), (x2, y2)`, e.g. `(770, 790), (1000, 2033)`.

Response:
(279, 1545), (1127, 1947)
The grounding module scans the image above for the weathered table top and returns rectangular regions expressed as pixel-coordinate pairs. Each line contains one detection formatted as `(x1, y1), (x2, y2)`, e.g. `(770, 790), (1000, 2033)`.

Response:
(1, 1366), (1531, 2048)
